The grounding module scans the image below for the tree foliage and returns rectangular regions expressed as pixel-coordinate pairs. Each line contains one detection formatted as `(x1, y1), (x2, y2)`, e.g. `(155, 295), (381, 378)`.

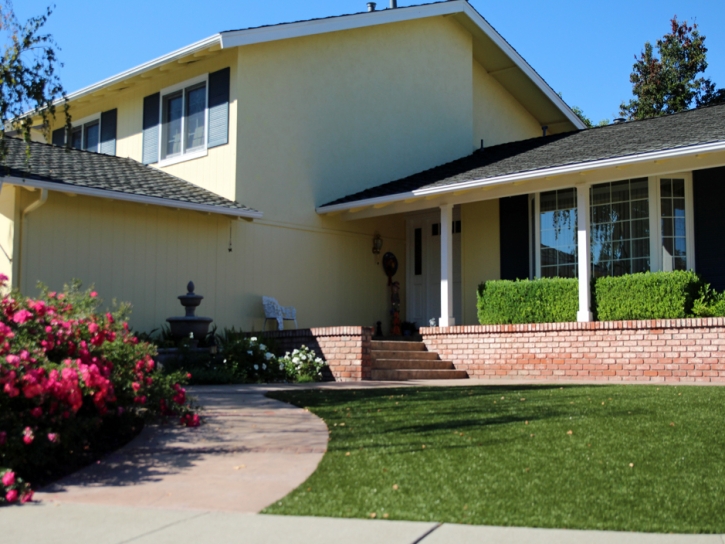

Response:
(620, 16), (725, 120)
(0, 1), (67, 159)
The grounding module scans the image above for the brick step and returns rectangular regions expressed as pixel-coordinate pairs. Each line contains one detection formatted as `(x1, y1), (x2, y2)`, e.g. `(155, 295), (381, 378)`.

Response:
(371, 369), (469, 381)
(370, 341), (426, 352)
(373, 359), (455, 370)
(370, 350), (440, 361)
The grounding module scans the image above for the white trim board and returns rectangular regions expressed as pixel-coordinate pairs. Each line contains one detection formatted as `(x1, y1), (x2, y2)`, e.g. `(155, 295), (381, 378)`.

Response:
(316, 140), (725, 215)
(1, 176), (262, 219)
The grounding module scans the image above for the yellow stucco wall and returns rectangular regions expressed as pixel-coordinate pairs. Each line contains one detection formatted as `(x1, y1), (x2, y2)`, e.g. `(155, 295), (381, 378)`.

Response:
(461, 199), (500, 325)
(17, 192), (405, 332)
(472, 60), (542, 148)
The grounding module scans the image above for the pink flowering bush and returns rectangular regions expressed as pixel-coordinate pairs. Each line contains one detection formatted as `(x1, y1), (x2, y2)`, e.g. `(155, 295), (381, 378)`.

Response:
(0, 279), (200, 506)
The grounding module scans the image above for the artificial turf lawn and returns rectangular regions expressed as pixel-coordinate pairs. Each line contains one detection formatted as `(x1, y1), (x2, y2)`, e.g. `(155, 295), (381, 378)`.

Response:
(263, 385), (725, 533)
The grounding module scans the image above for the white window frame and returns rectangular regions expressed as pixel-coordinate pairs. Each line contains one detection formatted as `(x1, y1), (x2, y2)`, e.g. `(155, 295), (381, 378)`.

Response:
(650, 173), (696, 273)
(530, 172), (696, 278)
(158, 74), (209, 167)
(67, 113), (102, 153)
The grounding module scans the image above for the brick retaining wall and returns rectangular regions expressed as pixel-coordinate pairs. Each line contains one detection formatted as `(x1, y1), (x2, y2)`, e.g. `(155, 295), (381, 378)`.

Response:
(420, 318), (725, 383)
(259, 327), (373, 381)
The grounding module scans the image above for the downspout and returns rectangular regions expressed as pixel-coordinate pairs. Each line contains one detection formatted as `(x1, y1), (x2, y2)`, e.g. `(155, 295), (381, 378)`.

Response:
(16, 188), (48, 291)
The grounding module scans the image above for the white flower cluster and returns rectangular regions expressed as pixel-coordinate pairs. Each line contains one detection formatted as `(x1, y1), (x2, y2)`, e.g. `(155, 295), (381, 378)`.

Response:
(278, 345), (327, 380)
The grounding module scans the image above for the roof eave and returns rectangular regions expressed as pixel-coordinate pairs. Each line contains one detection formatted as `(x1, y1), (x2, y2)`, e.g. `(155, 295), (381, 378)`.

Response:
(1, 176), (262, 219)
(317, 141), (725, 214)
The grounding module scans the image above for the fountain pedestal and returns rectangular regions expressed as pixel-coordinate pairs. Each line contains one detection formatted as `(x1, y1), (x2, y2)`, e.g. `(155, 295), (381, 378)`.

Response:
(166, 281), (213, 343)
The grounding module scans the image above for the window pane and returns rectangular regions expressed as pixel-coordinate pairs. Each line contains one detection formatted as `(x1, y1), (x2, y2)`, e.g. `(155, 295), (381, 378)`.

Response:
(632, 258), (649, 273)
(591, 179), (649, 277)
(185, 84), (206, 151)
(414, 228), (422, 276)
(84, 121), (99, 152)
(164, 92), (183, 157)
(71, 127), (82, 150)
(674, 218), (686, 237)
(661, 179), (672, 197)
(661, 179), (687, 271)
(661, 218), (673, 237)
(539, 189), (577, 278)
(672, 179), (685, 198)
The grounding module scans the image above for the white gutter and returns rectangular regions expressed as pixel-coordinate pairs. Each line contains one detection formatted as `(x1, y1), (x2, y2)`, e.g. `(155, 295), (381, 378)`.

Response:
(316, 140), (725, 214)
(2, 176), (263, 219)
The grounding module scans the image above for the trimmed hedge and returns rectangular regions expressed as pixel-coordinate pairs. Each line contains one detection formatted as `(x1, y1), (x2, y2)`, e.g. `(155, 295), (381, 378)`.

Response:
(594, 271), (703, 321)
(477, 278), (578, 325)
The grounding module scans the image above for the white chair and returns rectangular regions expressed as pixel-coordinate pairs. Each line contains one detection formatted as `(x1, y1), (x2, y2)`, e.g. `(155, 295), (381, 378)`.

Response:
(262, 296), (298, 330)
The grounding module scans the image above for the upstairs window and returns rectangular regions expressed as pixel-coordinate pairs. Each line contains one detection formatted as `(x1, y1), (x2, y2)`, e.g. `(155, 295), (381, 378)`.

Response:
(142, 67), (230, 166)
(52, 110), (117, 155)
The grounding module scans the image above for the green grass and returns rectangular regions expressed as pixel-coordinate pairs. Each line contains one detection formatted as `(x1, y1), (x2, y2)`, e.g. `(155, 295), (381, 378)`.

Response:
(263, 385), (725, 533)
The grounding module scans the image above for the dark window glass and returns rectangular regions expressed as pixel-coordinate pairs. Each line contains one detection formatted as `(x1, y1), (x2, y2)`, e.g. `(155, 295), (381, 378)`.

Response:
(83, 121), (99, 152)
(71, 127), (82, 150)
(163, 92), (183, 157)
(660, 178), (688, 270)
(414, 228), (422, 276)
(185, 84), (206, 150)
(432, 223), (440, 237)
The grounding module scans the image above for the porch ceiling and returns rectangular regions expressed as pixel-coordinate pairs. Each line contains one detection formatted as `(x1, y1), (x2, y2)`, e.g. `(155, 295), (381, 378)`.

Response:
(318, 104), (725, 220)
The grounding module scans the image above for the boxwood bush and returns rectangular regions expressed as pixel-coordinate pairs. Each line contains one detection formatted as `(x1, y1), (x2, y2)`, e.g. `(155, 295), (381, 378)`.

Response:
(477, 278), (578, 325)
(594, 271), (703, 321)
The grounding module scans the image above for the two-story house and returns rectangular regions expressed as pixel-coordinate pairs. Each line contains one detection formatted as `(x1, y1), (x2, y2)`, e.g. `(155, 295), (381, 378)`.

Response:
(2, 0), (724, 336)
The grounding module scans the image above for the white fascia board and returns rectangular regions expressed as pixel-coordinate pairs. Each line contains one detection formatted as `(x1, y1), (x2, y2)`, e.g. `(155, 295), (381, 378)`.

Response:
(2, 176), (262, 219)
(221, 3), (462, 48)
(61, 35), (222, 104)
(316, 140), (725, 213)
(220, 1), (585, 130)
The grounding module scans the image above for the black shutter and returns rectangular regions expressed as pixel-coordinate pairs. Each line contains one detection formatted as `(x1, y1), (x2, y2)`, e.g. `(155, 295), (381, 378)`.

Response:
(142, 93), (160, 164)
(499, 195), (530, 280)
(207, 67), (230, 148)
(52, 128), (65, 147)
(100, 109), (117, 155)
(694, 167), (725, 291)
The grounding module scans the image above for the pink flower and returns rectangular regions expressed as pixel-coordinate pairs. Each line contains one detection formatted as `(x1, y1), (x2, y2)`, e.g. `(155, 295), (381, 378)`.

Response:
(12, 310), (33, 324)
(5, 489), (18, 503)
(132, 382), (141, 392)
(20, 491), (33, 504)
(22, 427), (34, 445)
(47, 433), (59, 443)
(30, 407), (43, 419)
(88, 323), (99, 334)
(0, 432), (6, 446)
(90, 291), (98, 298)
(2, 471), (15, 487)
(0, 273), (8, 284)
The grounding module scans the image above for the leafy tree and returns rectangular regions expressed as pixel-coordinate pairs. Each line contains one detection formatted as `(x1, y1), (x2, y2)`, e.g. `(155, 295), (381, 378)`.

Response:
(0, 1), (67, 159)
(620, 16), (725, 120)
(571, 106), (610, 129)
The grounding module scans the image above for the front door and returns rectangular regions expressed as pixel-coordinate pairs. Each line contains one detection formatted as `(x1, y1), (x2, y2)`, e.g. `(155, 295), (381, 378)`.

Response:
(406, 210), (461, 327)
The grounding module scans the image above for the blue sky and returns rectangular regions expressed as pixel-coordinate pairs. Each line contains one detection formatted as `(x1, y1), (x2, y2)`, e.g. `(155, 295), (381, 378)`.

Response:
(17, 0), (725, 124)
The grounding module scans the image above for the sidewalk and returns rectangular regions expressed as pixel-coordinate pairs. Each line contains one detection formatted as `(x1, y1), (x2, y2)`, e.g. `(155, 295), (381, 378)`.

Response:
(1, 383), (722, 543)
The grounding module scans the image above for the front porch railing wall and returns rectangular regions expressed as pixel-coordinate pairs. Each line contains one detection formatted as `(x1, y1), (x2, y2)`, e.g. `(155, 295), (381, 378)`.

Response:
(420, 318), (725, 383)
(258, 326), (373, 381)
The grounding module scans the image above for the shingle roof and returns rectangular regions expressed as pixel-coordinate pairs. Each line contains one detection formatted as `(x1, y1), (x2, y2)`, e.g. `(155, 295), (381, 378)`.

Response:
(0, 138), (259, 216)
(322, 104), (725, 207)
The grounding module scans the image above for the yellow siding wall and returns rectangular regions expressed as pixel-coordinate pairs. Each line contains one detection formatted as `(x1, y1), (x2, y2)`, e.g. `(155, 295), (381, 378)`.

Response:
(235, 16), (474, 224)
(19, 192), (405, 332)
(461, 199), (500, 325)
(0, 186), (15, 287)
(472, 60), (541, 148)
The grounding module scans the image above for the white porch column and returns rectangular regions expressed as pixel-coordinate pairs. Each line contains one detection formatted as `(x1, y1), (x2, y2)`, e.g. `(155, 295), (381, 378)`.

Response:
(439, 203), (455, 327)
(576, 185), (593, 322)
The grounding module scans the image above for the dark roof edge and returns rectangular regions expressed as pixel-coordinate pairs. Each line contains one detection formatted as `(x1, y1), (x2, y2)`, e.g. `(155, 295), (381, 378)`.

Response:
(317, 139), (725, 212)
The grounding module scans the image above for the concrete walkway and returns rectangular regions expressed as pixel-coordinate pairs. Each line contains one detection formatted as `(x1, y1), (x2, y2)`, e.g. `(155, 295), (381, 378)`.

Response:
(1, 383), (723, 543)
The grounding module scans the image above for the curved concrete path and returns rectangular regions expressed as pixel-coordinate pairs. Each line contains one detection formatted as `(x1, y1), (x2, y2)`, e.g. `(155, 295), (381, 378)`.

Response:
(36, 385), (329, 512)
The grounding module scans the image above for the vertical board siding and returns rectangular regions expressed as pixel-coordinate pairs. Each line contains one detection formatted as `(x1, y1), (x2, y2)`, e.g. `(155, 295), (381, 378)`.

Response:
(499, 194), (530, 280)
(693, 167), (725, 291)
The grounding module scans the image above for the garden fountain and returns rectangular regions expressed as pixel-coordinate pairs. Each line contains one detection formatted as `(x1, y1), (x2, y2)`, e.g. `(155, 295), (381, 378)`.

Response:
(166, 281), (213, 344)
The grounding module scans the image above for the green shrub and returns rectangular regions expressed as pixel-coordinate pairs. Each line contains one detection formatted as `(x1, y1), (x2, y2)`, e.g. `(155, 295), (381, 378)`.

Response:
(594, 271), (703, 321)
(477, 278), (578, 325)
(691, 283), (725, 318)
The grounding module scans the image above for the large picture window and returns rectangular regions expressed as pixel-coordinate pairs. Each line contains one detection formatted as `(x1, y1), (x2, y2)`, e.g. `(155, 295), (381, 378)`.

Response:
(531, 174), (694, 280)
